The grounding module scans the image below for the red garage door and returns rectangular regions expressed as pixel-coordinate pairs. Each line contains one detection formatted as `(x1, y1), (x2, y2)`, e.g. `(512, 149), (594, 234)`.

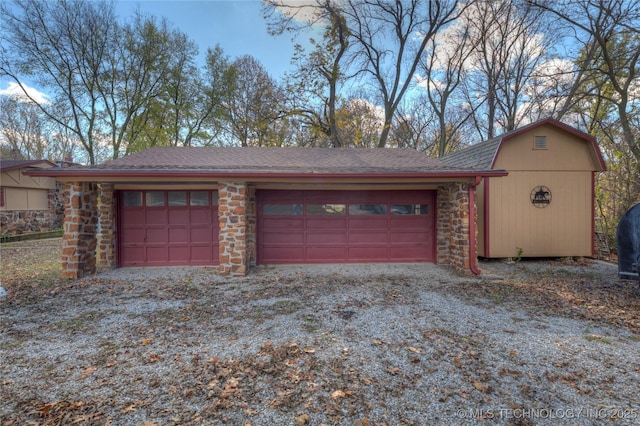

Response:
(258, 190), (436, 264)
(119, 190), (219, 266)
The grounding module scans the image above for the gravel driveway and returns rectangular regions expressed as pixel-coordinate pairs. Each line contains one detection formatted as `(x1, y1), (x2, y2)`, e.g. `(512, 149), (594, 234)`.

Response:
(1, 258), (639, 425)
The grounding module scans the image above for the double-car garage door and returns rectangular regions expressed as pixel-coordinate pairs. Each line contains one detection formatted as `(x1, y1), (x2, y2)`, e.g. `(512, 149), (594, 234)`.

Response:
(257, 190), (436, 264)
(119, 189), (436, 266)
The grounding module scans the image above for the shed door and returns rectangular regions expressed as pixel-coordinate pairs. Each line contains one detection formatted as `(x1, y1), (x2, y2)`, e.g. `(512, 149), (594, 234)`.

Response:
(258, 190), (436, 264)
(119, 190), (219, 266)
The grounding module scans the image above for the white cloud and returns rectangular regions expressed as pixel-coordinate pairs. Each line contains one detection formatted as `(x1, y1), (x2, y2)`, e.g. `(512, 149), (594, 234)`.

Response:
(267, 0), (324, 24)
(0, 81), (50, 105)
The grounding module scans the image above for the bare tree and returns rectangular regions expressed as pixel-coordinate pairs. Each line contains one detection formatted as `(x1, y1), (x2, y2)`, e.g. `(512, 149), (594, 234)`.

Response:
(530, 0), (640, 162)
(265, 0), (352, 147)
(390, 98), (436, 151)
(457, 0), (551, 140)
(0, 96), (47, 160)
(343, 0), (463, 147)
(420, 16), (476, 156)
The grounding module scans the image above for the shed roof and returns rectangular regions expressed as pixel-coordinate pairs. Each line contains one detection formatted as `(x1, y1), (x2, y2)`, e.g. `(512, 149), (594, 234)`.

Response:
(441, 118), (607, 171)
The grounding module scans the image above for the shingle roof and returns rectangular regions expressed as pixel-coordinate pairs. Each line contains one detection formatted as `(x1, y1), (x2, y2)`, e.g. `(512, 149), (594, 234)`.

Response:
(0, 159), (57, 171)
(75, 147), (478, 174)
(440, 136), (502, 169)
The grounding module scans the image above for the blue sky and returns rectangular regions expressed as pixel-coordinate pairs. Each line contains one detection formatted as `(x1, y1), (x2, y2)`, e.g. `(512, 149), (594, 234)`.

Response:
(115, 0), (299, 78)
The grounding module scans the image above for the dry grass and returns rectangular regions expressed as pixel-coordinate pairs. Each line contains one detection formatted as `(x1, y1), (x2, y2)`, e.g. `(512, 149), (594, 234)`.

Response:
(0, 238), (66, 302)
(448, 259), (640, 334)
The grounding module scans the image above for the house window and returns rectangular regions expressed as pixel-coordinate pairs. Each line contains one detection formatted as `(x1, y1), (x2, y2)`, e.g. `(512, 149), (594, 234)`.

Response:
(534, 135), (547, 149)
(0, 187), (4, 207)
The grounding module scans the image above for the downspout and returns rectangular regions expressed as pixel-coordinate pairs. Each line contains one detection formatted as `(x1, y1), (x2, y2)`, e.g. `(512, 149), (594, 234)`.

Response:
(591, 172), (596, 258)
(469, 176), (482, 275)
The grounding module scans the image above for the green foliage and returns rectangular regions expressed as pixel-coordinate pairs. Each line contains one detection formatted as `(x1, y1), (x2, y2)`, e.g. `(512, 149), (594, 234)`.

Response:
(514, 247), (523, 263)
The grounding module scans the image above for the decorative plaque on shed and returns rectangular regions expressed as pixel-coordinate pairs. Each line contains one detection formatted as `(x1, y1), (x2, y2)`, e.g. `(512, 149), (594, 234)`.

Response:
(530, 186), (552, 208)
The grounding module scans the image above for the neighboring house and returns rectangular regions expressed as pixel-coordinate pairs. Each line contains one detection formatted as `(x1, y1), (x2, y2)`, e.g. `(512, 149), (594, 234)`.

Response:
(441, 118), (606, 259)
(26, 147), (507, 278)
(0, 160), (64, 235)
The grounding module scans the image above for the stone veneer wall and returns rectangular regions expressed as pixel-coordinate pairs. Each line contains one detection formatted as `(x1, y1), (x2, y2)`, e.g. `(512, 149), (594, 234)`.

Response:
(0, 210), (60, 235)
(246, 185), (257, 268)
(0, 184), (64, 235)
(61, 182), (98, 279)
(437, 182), (472, 275)
(97, 183), (116, 269)
(218, 182), (250, 276)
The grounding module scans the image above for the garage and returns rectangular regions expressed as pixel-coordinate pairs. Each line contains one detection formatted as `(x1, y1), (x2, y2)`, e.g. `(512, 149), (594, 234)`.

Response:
(119, 190), (219, 266)
(31, 146), (508, 278)
(258, 189), (436, 264)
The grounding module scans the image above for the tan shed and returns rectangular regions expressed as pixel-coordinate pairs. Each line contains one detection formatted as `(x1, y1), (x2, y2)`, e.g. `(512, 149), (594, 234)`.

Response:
(442, 118), (606, 259)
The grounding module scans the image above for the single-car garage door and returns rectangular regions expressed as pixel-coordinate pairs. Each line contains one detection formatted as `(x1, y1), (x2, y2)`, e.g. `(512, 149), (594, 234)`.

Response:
(119, 190), (219, 266)
(258, 190), (436, 264)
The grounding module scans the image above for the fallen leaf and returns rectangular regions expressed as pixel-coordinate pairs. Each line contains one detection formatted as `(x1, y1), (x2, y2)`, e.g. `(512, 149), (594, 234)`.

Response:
(295, 413), (311, 425)
(453, 356), (462, 368)
(472, 381), (488, 392)
(387, 367), (401, 376)
(331, 390), (346, 399)
(81, 367), (96, 379)
(303, 348), (316, 354)
(140, 338), (153, 346)
(408, 346), (422, 354)
(122, 404), (136, 414)
(146, 353), (161, 363)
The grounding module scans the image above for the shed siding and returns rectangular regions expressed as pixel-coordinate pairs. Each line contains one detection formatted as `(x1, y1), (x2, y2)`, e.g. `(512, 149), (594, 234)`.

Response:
(487, 170), (592, 257)
(476, 180), (487, 257)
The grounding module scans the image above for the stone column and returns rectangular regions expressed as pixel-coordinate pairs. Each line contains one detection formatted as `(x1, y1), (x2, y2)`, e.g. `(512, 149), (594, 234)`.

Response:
(97, 183), (116, 270)
(218, 181), (249, 276)
(61, 182), (98, 279)
(436, 182), (471, 275)
(246, 185), (257, 268)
